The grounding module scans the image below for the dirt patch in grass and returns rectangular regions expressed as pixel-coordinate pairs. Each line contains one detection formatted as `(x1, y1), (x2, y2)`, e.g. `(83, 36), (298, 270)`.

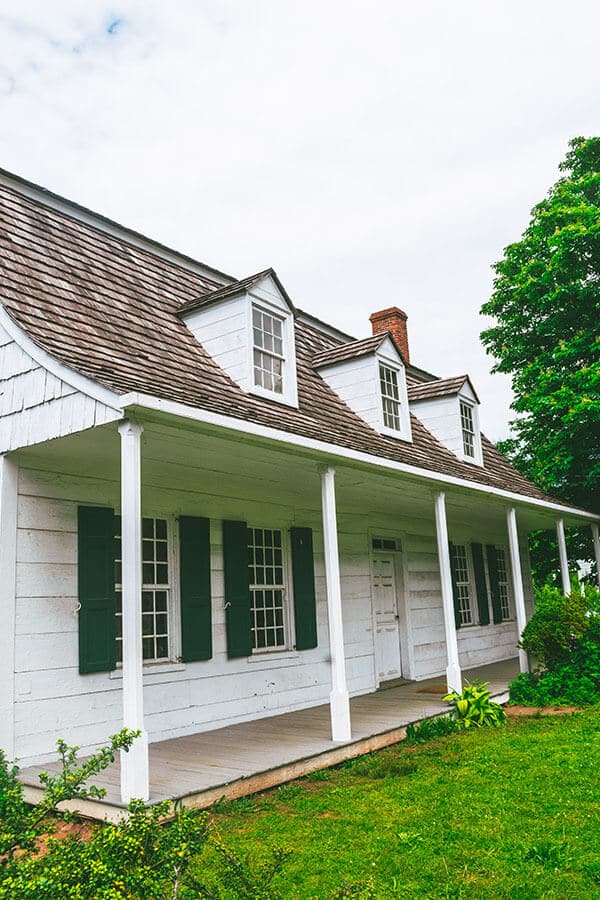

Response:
(506, 705), (581, 717)
(33, 818), (95, 857)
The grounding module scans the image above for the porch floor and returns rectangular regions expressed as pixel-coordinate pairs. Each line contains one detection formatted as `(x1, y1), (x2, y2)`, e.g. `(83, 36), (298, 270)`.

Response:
(19, 658), (518, 822)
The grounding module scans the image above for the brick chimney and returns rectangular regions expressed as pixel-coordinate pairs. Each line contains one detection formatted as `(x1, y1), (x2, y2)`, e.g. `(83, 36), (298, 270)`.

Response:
(369, 307), (410, 363)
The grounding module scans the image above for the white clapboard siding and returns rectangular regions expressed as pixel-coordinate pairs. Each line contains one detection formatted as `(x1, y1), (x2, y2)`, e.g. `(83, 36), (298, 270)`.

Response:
(0, 323), (121, 452)
(12, 461), (526, 767)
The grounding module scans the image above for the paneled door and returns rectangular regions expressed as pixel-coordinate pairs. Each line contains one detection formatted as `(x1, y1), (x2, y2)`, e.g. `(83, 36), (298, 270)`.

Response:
(372, 552), (402, 681)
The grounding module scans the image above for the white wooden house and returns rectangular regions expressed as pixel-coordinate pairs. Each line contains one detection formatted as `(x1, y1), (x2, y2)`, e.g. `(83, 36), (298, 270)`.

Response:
(0, 169), (598, 813)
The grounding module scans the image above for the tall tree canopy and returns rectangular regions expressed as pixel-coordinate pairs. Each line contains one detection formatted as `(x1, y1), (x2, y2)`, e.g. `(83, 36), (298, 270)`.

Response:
(481, 137), (600, 581)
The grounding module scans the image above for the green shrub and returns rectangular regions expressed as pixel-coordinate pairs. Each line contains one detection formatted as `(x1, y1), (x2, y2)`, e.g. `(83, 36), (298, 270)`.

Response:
(519, 583), (591, 669)
(510, 583), (600, 707)
(405, 714), (459, 744)
(443, 680), (506, 728)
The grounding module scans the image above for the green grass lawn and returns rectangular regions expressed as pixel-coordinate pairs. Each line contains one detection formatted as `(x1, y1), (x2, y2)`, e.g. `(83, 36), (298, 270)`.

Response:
(203, 710), (600, 898)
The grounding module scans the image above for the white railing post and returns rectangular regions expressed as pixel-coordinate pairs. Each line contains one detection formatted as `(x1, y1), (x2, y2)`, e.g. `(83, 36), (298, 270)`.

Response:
(320, 466), (351, 742)
(592, 524), (600, 590)
(118, 420), (149, 802)
(506, 507), (529, 673)
(556, 518), (571, 596)
(0, 455), (18, 760)
(433, 492), (462, 693)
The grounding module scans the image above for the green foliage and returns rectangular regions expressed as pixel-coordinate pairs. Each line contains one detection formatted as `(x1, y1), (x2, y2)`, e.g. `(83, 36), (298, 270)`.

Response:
(405, 714), (459, 744)
(518, 582), (590, 668)
(443, 680), (507, 728)
(510, 583), (600, 706)
(0, 729), (137, 865)
(211, 711), (600, 897)
(481, 136), (600, 581)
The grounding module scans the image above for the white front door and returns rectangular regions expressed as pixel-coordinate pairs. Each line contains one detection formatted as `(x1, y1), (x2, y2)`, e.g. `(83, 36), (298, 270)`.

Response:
(372, 552), (402, 681)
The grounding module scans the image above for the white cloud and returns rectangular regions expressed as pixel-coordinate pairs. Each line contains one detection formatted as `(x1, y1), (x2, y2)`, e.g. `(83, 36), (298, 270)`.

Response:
(1, 0), (599, 440)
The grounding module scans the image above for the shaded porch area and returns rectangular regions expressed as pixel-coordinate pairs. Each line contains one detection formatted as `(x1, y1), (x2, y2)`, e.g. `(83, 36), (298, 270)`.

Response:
(20, 658), (518, 822)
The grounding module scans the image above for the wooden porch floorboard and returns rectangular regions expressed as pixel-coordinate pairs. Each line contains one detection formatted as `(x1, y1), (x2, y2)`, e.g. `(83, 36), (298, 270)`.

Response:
(18, 659), (518, 821)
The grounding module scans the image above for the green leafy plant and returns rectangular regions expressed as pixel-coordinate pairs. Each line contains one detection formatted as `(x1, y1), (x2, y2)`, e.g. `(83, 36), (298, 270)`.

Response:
(405, 715), (459, 744)
(443, 680), (506, 729)
(0, 728), (138, 865)
(510, 583), (600, 706)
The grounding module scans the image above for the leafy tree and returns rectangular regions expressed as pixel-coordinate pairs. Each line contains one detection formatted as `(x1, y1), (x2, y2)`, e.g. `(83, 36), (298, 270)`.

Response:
(481, 136), (600, 583)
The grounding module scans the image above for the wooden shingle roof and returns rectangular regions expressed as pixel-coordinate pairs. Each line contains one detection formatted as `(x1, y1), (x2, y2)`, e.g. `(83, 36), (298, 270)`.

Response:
(408, 375), (480, 404)
(0, 175), (556, 504)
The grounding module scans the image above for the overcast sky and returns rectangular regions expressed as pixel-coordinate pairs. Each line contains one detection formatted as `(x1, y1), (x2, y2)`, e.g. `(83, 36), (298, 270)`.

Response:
(1, 2), (599, 440)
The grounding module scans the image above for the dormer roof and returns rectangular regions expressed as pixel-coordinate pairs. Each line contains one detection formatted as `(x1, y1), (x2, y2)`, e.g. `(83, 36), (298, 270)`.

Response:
(178, 267), (295, 316)
(408, 375), (480, 404)
(312, 332), (405, 369)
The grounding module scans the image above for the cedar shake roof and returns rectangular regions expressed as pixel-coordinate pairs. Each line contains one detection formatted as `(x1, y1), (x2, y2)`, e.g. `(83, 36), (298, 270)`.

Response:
(312, 333), (403, 369)
(178, 267), (295, 315)
(408, 375), (481, 404)
(0, 175), (558, 505)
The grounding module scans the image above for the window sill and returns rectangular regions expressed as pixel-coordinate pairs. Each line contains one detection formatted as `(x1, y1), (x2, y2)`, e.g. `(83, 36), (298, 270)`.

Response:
(109, 661), (187, 679)
(247, 650), (300, 664)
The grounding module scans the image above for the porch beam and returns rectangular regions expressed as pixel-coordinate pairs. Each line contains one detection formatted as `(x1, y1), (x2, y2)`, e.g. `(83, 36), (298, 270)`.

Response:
(592, 524), (600, 590)
(319, 466), (351, 742)
(118, 420), (149, 802)
(433, 492), (462, 693)
(556, 518), (571, 596)
(0, 455), (18, 759)
(506, 507), (529, 673)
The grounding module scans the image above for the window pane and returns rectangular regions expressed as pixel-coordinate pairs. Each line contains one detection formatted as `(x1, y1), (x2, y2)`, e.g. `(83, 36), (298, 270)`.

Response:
(379, 364), (402, 431)
(460, 401), (476, 458)
(452, 544), (473, 625)
(248, 527), (286, 651)
(116, 519), (171, 664)
(252, 306), (285, 394)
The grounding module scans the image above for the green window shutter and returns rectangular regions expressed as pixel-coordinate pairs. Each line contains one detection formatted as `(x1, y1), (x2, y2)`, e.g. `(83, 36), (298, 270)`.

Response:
(448, 541), (462, 630)
(223, 520), (252, 659)
(78, 506), (116, 674)
(179, 516), (212, 662)
(471, 543), (490, 626)
(486, 544), (503, 624)
(290, 527), (318, 651)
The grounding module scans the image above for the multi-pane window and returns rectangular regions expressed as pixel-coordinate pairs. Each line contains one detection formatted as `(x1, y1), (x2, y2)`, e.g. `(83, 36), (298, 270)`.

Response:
(379, 363), (401, 431)
(495, 547), (512, 620)
(460, 400), (475, 458)
(452, 544), (473, 626)
(252, 306), (284, 394)
(115, 517), (170, 664)
(248, 527), (286, 651)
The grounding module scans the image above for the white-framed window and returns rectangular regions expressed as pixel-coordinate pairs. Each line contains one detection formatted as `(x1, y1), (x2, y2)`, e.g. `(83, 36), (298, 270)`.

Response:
(452, 543), (474, 626)
(495, 547), (512, 620)
(252, 305), (285, 395)
(247, 526), (288, 651)
(460, 400), (476, 459)
(379, 363), (402, 431)
(115, 516), (172, 664)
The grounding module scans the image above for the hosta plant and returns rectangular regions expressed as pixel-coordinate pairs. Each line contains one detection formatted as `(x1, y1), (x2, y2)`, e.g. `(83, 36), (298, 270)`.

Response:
(443, 679), (507, 729)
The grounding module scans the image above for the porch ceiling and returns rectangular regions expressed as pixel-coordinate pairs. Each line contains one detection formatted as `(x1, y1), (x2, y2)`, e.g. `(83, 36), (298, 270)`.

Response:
(14, 418), (593, 534)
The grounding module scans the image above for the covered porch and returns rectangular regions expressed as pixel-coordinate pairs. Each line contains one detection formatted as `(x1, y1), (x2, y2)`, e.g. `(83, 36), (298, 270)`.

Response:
(19, 658), (518, 822)
(6, 410), (598, 813)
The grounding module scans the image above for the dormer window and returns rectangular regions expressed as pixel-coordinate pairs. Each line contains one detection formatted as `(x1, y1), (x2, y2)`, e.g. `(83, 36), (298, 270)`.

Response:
(178, 268), (298, 408)
(460, 400), (476, 458)
(379, 363), (402, 431)
(252, 305), (284, 394)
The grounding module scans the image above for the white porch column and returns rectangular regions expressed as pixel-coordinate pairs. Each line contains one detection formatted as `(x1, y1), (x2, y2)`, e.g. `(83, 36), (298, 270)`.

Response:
(556, 518), (571, 596)
(118, 420), (149, 803)
(506, 507), (529, 673)
(592, 524), (600, 590)
(433, 492), (462, 693)
(0, 455), (18, 760)
(320, 466), (351, 742)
